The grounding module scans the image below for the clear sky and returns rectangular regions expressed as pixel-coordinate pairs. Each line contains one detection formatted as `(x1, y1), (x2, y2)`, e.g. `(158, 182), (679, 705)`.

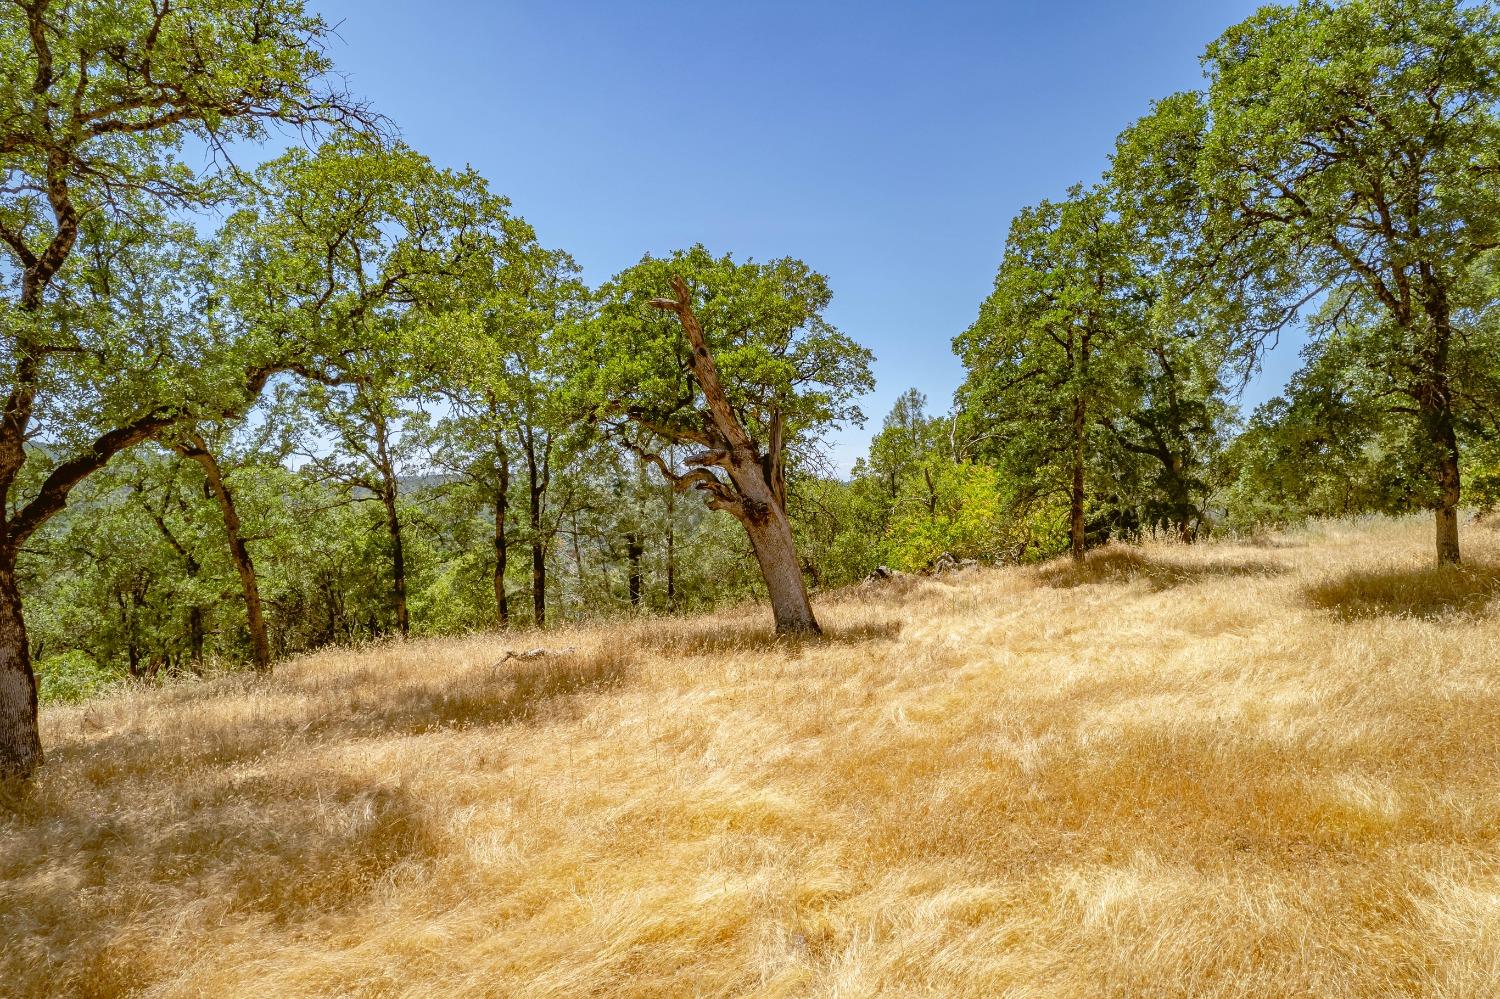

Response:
(309, 0), (1301, 472)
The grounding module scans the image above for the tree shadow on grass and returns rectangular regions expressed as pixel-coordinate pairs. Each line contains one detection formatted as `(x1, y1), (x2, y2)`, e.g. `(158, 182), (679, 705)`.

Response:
(642, 619), (903, 658)
(1305, 563), (1500, 620)
(0, 648), (644, 994)
(302, 646), (634, 740)
(41, 646), (636, 782)
(1239, 533), (1309, 550)
(0, 767), (438, 997)
(1034, 546), (1288, 592)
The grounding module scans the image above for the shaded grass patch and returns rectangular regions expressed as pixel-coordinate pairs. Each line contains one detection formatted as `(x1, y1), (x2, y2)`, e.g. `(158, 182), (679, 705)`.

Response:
(1306, 563), (1500, 620)
(1035, 545), (1288, 592)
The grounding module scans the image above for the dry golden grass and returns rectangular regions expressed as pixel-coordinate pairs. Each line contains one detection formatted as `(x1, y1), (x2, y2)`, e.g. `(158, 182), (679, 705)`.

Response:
(5, 516), (1500, 997)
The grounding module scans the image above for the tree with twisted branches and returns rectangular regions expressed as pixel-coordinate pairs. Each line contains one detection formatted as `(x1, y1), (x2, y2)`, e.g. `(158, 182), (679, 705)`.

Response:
(0, 0), (375, 778)
(588, 247), (872, 635)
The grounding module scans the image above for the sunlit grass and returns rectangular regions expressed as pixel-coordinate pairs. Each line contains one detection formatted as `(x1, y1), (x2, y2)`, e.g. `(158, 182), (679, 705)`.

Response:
(4, 516), (1500, 997)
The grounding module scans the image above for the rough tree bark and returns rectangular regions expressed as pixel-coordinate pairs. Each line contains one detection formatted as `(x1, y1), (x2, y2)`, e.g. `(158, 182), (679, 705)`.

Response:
(647, 276), (820, 636)
(1418, 294), (1462, 566)
(0, 551), (39, 780)
(176, 432), (272, 672)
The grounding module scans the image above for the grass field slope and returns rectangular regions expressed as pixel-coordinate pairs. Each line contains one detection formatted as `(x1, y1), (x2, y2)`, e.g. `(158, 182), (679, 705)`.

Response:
(4, 517), (1500, 998)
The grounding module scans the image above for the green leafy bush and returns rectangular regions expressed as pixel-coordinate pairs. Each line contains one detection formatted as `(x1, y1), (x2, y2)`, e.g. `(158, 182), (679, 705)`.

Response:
(36, 651), (118, 705)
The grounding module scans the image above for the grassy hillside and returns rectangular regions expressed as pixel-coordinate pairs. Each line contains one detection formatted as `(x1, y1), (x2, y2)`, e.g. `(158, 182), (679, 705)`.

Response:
(4, 517), (1500, 998)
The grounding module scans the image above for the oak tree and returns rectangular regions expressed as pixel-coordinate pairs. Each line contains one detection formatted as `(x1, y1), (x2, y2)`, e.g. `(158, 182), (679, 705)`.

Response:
(1116, 0), (1500, 563)
(0, 0), (371, 778)
(589, 247), (872, 635)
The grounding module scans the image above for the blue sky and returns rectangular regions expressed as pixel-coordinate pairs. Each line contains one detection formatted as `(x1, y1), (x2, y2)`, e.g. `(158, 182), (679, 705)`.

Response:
(309, 0), (1303, 472)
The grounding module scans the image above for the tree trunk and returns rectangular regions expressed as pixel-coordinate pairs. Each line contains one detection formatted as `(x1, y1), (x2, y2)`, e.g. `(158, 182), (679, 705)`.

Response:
(489, 414), (511, 629)
(0, 548), (41, 780)
(1418, 288), (1462, 566)
(381, 486), (410, 637)
(1433, 412), (1462, 566)
(181, 438), (272, 672)
(648, 276), (821, 636)
(626, 531), (644, 608)
(493, 489), (510, 629)
(531, 534), (546, 629)
(525, 441), (548, 629)
(721, 442), (821, 636)
(1414, 358), (1461, 566)
(740, 500), (820, 635)
(1070, 396), (1087, 564)
(665, 493), (676, 611)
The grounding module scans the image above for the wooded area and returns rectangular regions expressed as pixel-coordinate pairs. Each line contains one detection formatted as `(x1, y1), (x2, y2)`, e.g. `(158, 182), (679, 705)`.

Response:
(3, 0), (1500, 783)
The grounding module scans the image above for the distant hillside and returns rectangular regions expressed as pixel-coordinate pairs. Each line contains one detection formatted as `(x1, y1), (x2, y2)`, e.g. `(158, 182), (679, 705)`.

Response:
(4, 516), (1500, 997)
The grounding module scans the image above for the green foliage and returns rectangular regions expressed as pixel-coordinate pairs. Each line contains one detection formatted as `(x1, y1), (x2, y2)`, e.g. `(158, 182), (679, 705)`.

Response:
(18, 0), (1500, 715)
(590, 245), (873, 455)
(884, 463), (1018, 570)
(1113, 0), (1500, 552)
(34, 651), (116, 706)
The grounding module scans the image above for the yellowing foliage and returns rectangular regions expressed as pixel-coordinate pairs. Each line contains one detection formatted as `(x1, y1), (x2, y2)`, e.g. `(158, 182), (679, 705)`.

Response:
(4, 516), (1500, 997)
(881, 461), (1068, 571)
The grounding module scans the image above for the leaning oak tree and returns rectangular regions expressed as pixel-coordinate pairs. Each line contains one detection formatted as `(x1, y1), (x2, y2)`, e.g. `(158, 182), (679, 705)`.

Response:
(1116, 0), (1500, 564)
(589, 246), (872, 635)
(0, 0), (371, 778)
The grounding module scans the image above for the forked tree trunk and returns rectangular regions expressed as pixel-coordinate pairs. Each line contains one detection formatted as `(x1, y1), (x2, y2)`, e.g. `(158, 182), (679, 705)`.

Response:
(0, 548), (40, 779)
